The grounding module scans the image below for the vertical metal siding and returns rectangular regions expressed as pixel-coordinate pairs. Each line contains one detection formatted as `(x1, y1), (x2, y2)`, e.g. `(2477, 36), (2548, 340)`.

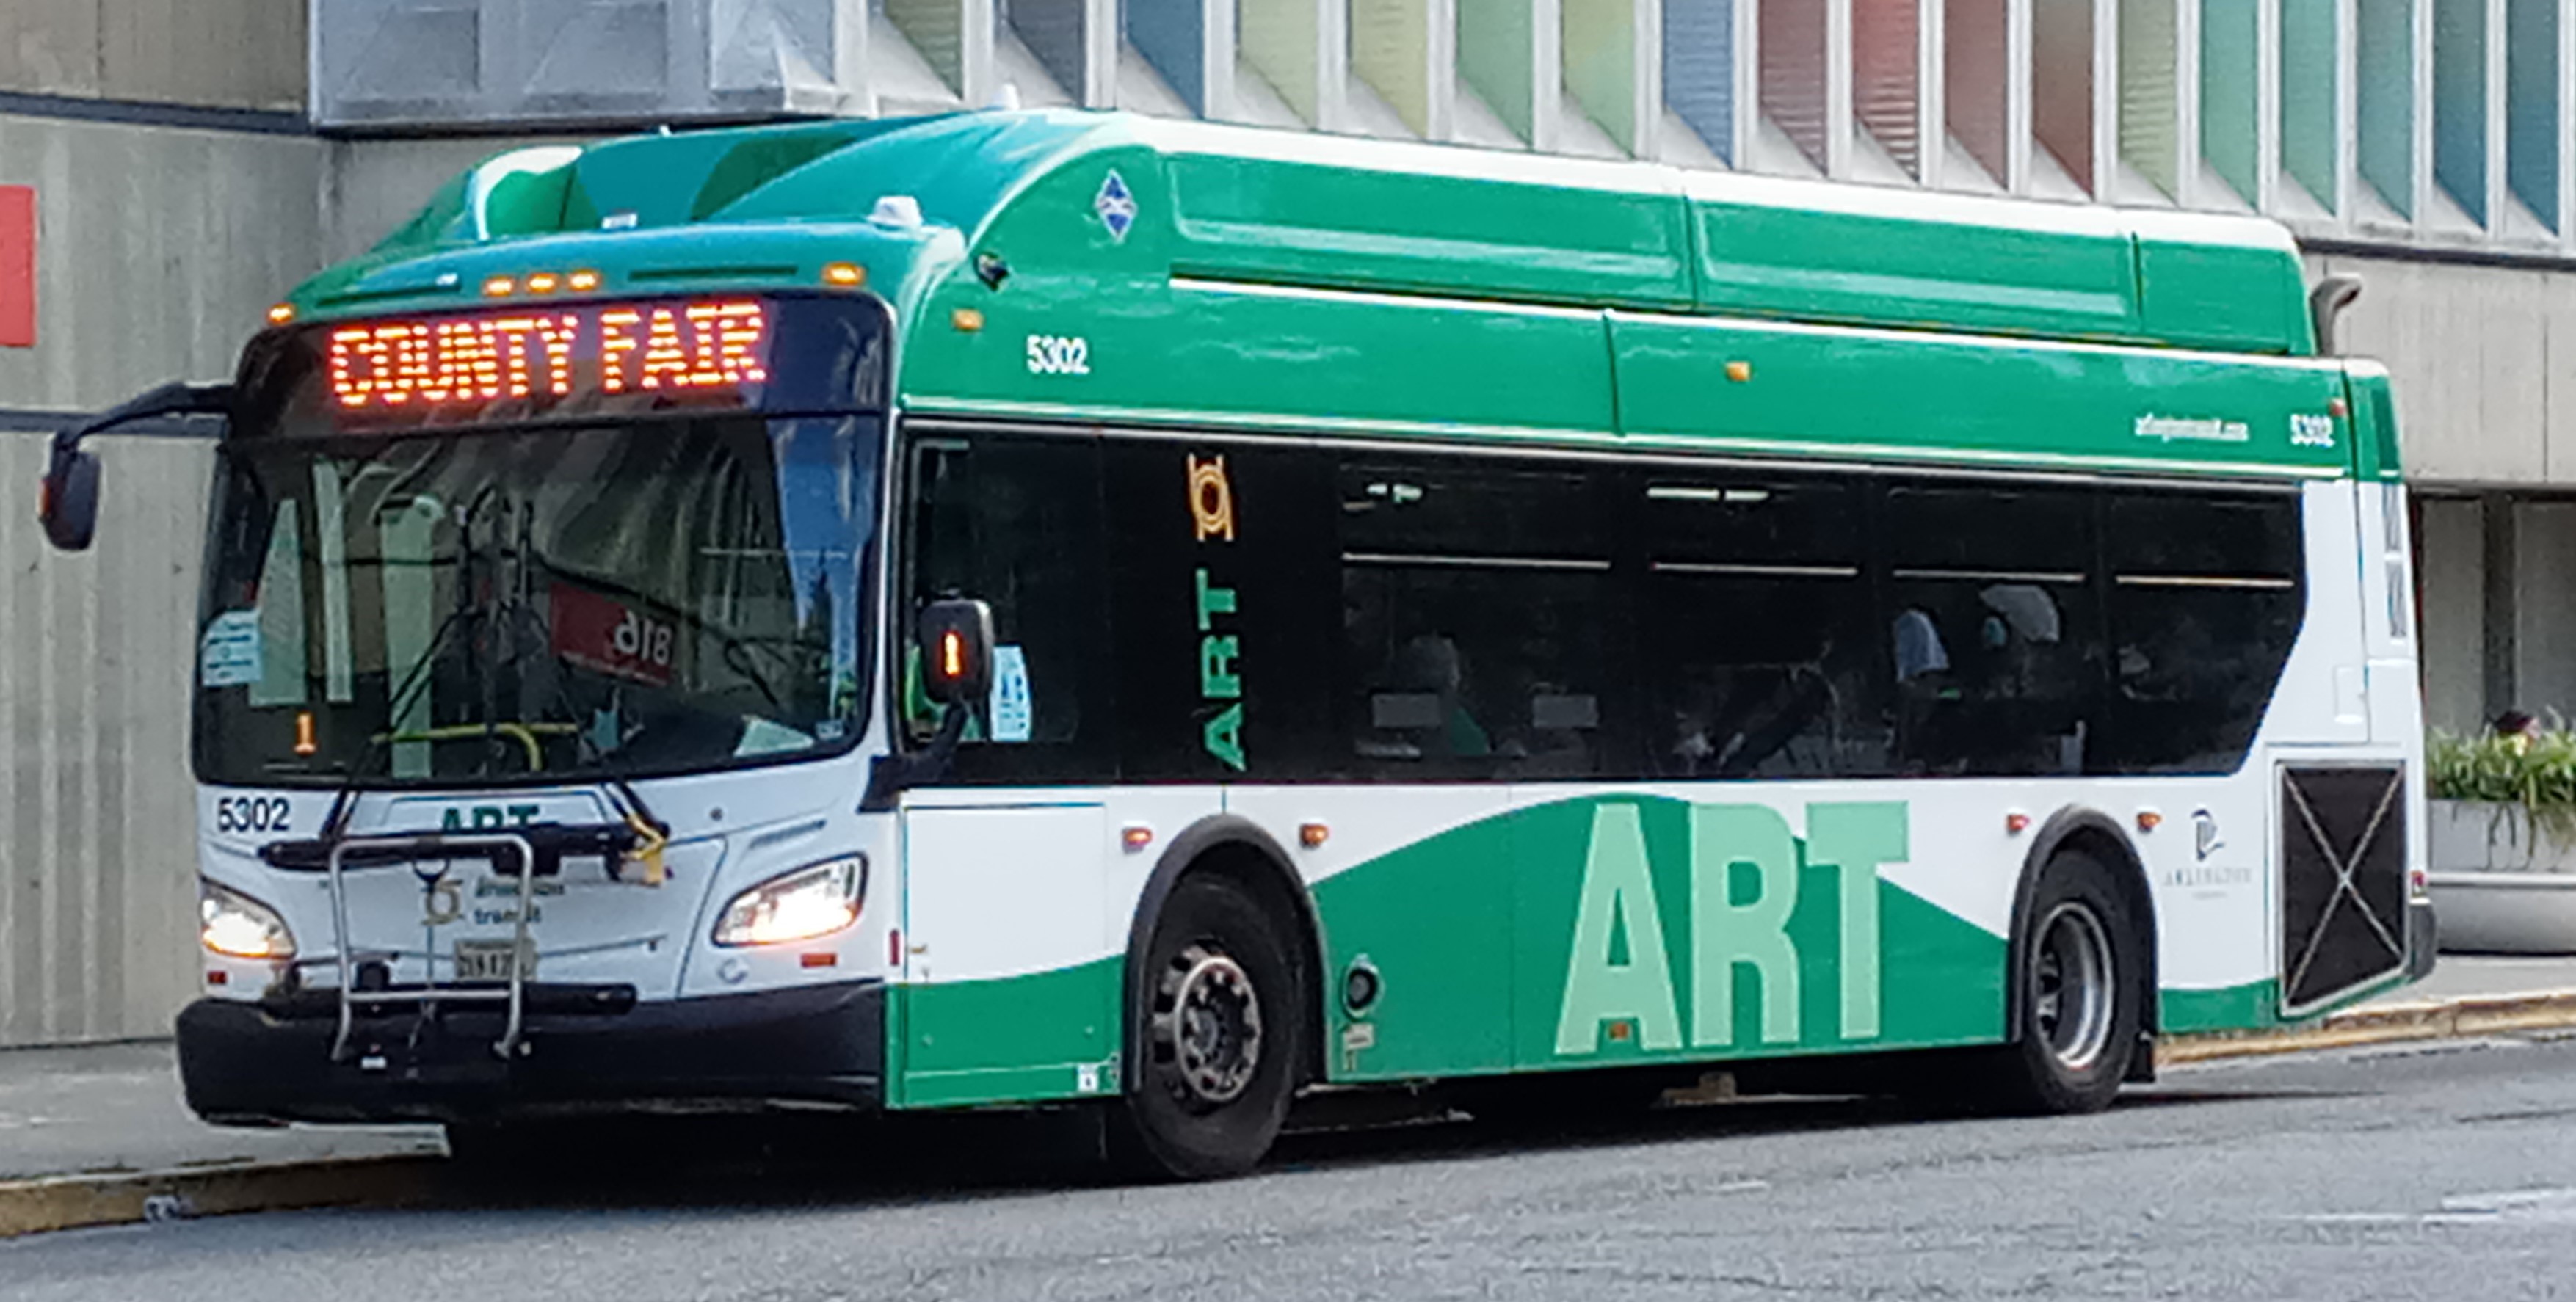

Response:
(1760, 0), (1829, 169)
(1946, 0), (2010, 183)
(1665, 0), (1737, 162)
(2032, 0), (2095, 192)
(1853, 0), (1922, 176)
(2118, 0), (2177, 197)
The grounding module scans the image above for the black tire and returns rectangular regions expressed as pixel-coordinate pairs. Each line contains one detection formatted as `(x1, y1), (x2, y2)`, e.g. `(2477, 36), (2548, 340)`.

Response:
(1109, 875), (1304, 1180)
(1976, 850), (2144, 1115)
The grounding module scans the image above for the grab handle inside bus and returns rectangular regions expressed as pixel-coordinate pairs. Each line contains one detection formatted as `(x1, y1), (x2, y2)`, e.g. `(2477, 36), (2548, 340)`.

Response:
(37, 380), (232, 553)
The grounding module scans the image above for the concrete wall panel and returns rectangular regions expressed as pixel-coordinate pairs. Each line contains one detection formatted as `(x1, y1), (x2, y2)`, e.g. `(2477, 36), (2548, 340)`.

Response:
(0, 114), (324, 413)
(0, 114), (319, 1047)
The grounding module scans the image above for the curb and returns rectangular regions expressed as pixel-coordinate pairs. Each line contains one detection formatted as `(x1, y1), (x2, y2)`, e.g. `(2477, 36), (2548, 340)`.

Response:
(2160, 988), (2576, 1066)
(0, 1154), (443, 1240)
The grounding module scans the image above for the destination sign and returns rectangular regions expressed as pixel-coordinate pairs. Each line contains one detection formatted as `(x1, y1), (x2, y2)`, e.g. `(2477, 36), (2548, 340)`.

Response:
(323, 299), (770, 416)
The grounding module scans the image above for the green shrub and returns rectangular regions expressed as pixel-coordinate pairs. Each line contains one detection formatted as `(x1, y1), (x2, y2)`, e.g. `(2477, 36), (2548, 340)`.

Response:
(2428, 727), (2576, 851)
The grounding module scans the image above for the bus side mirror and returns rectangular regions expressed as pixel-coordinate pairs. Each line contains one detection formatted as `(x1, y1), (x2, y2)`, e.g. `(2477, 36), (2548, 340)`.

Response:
(38, 445), (100, 553)
(918, 598), (995, 706)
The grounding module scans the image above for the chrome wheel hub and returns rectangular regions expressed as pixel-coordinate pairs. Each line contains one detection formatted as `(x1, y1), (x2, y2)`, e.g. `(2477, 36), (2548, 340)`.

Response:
(2033, 902), (2114, 1072)
(1155, 945), (1263, 1108)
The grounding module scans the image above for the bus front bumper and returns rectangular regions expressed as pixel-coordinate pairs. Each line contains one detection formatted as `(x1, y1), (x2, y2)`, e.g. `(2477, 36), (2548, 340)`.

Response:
(177, 979), (884, 1126)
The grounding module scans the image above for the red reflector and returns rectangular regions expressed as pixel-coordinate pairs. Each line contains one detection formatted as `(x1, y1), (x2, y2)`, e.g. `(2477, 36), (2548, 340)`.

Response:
(801, 951), (837, 969)
(206, 970), (228, 986)
(888, 928), (901, 965)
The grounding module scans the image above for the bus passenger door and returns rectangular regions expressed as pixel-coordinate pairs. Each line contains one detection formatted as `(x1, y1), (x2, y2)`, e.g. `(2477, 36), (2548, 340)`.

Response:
(888, 429), (1123, 1110)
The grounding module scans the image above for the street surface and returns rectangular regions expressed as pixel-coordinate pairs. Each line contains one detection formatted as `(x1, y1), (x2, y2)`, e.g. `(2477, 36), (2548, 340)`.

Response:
(11, 1035), (2576, 1301)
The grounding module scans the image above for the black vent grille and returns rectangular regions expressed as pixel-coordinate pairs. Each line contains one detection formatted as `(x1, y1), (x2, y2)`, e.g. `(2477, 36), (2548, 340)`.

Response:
(2280, 765), (2408, 1013)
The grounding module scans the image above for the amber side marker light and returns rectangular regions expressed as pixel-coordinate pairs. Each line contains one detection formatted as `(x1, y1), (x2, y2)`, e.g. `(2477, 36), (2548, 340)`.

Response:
(823, 262), (866, 287)
(952, 308), (985, 332)
(2005, 812), (2032, 834)
(266, 303), (297, 326)
(294, 711), (319, 757)
(1122, 826), (1155, 853)
(2136, 810), (2163, 832)
(1299, 822), (1330, 848)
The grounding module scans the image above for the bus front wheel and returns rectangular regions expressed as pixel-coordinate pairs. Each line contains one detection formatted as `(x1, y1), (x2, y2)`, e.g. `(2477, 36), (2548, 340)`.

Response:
(1981, 849), (2143, 1115)
(1111, 874), (1302, 1180)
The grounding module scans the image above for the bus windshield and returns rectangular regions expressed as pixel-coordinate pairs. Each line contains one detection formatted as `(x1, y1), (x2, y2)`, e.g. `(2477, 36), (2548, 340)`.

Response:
(192, 415), (879, 786)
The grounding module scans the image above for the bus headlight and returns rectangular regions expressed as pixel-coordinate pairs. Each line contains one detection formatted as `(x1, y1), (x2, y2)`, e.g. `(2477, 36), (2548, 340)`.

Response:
(200, 881), (296, 960)
(712, 855), (866, 948)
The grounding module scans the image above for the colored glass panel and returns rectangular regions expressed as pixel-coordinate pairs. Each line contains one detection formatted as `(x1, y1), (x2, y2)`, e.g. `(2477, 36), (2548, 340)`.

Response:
(2204, 0), (2260, 205)
(2357, 0), (2415, 217)
(2507, 0), (2558, 229)
(2433, 0), (2486, 223)
(2280, 0), (2340, 210)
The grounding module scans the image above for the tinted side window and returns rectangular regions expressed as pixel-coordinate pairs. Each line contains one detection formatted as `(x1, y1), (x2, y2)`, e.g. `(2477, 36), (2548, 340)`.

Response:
(901, 434), (1114, 782)
(2095, 491), (2304, 774)
(1882, 485), (2103, 776)
(1103, 440), (1342, 782)
(1340, 462), (1619, 781)
(1641, 478), (1889, 777)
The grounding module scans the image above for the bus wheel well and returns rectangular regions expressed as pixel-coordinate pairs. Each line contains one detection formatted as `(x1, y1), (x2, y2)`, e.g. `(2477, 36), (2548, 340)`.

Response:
(1123, 818), (1327, 1089)
(2012, 811), (2160, 1040)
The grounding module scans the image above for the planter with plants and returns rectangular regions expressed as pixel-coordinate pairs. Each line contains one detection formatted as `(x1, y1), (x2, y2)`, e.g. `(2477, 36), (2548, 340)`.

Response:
(2426, 727), (2576, 953)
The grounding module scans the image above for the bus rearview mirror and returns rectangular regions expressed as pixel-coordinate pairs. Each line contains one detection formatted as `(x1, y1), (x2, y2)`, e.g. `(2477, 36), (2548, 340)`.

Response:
(38, 447), (101, 553)
(918, 598), (995, 706)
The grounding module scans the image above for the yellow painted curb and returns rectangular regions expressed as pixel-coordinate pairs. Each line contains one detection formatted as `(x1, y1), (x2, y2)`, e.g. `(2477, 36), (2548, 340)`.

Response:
(0, 1155), (442, 1239)
(2161, 989), (2576, 1066)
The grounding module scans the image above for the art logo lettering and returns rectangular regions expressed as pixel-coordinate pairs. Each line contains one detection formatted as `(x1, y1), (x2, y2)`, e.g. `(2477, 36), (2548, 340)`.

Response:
(1556, 801), (1907, 1055)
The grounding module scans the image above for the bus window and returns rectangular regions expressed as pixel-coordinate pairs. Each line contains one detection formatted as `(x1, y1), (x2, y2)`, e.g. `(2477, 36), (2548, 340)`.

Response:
(901, 434), (1112, 781)
(1882, 485), (2104, 777)
(1338, 462), (1617, 782)
(1639, 477), (1887, 778)
(2096, 490), (2303, 774)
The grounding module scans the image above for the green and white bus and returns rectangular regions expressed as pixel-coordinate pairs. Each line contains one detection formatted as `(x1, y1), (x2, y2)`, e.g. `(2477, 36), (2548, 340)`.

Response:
(41, 109), (2432, 1178)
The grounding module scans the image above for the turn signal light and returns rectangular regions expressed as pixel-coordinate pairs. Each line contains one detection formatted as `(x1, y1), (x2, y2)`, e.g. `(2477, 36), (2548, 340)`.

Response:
(1122, 826), (1155, 853)
(2136, 810), (2163, 832)
(266, 303), (297, 325)
(823, 261), (866, 287)
(1299, 822), (1330, 848)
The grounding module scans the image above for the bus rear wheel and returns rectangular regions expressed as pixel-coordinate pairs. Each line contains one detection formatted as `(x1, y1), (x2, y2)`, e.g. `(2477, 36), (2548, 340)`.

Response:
(1978, 850), (2143, 1115)
(1110, 875), (1302, 1180)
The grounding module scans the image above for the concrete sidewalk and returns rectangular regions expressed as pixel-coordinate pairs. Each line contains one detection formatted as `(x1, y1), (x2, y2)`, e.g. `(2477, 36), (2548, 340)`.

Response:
(0, 1041), (440, 1185)
(2, 956), (2569, 1184)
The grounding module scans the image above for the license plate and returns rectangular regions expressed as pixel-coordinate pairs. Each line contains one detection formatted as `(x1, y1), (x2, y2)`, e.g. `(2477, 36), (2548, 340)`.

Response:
(452, 939), (535, 983)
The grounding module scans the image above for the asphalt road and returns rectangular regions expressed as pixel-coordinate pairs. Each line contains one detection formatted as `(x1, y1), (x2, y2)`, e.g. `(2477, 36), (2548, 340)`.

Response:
(12, 1036), (2576, 1301)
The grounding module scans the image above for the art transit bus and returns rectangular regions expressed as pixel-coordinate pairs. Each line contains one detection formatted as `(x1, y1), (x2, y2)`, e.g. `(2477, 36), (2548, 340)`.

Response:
(39, 109), (2433, 1179)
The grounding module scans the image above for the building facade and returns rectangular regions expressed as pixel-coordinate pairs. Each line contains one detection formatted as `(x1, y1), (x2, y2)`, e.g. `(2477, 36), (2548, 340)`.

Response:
(0, 0), (2567, 1044)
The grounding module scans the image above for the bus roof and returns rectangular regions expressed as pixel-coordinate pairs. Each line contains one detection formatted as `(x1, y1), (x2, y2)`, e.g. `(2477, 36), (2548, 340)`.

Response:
(285, 110), (2378, 481)
(300, 108), (2312, 357)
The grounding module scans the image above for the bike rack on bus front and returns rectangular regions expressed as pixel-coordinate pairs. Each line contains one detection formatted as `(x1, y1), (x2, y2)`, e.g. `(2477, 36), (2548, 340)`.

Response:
(324, 832), (540, 1064)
